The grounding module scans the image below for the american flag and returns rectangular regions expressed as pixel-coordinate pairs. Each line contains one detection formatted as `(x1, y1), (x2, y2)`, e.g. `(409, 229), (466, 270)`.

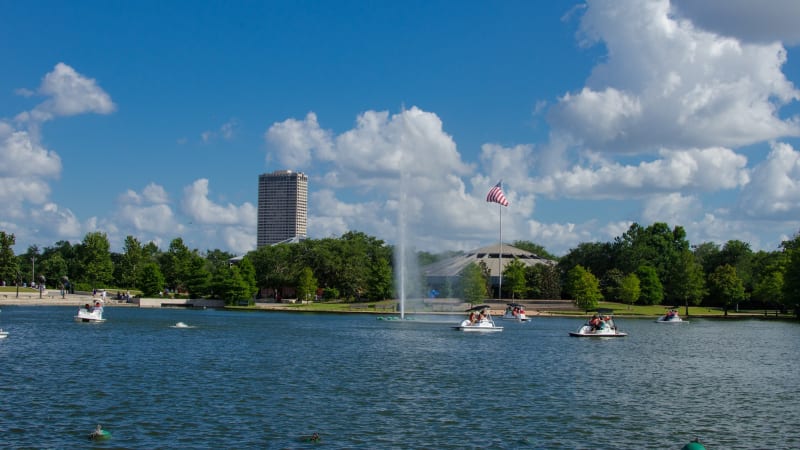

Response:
(486, 181), (509, 206)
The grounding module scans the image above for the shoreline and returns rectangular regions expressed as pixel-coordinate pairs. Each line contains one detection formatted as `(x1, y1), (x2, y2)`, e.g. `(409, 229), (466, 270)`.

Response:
(0, 296), (786, 319)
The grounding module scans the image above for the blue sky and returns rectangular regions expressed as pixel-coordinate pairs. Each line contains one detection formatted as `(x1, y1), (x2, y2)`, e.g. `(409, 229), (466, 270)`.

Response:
(2, 0), (800, 257)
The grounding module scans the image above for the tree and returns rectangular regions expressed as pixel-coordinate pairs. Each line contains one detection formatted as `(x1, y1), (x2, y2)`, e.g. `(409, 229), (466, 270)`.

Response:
(79, 232), (114, 289)
(565, 265), (603, 311)
(139, 262), (165, 297)
(503, 258), (527, 299)
(558, 242), (616, 286)
(213, 265), (251, 305)
(525, 264), (561, 299)
(296, 267), (318, 303)
(119, 236), (144, 291)
(184, 252), (211, 298)
(601, 268), (625, 301)
(780, 232), (800, 317)
(159, 238), (193, 293)
(0, 231), (17, 286)
(367, 257), (392, 301)
(39, 254), (67, 290)
(618, 273), (641, 310)
(237, 257), (258, 301)
(635, 265), (664, 305)
(753, 270), (784, 310)
(249, 243), (295, 299)
(671, 249), (706, 315)
(460, 262), (488, 305)
(708, 264), (747, 316)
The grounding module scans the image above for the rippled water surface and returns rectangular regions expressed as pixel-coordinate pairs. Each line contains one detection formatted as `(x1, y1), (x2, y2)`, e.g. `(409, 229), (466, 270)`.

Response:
(0, 306), (797, 449)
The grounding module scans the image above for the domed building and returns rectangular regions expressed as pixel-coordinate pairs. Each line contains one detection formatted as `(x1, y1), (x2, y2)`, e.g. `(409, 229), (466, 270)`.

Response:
(422, 243), (556, 299)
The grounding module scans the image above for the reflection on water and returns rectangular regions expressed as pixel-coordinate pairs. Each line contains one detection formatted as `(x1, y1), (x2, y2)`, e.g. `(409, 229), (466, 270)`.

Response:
(0, 306), (797, 449)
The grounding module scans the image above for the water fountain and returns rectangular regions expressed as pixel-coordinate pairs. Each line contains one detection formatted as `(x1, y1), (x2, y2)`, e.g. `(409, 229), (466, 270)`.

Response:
(393, 164), (419, 320)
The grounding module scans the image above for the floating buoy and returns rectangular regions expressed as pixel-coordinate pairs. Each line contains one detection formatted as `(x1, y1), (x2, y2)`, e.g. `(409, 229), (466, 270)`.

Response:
(681, 439), (705, 450)
(299, 432), (321, 443)
(88, 424), (111, 440)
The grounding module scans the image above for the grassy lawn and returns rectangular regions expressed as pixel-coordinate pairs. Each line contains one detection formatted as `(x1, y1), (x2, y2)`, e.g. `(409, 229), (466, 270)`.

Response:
(232, 299), (792, 318)
(0, 286), (39, 294)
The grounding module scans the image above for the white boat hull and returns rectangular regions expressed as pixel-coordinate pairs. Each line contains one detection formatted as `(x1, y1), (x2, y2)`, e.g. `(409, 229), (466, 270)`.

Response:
(569, 324), (627, 337)
(502, 313), (531, 322)
(656, 316), (686, 323)
(0, 330), (8, 339)
(74, 307), (105, 323)
(452, 319), (503, 333)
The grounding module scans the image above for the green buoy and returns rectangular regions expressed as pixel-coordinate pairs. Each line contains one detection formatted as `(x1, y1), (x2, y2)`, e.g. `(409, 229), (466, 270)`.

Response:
(681, 439), (705, 450)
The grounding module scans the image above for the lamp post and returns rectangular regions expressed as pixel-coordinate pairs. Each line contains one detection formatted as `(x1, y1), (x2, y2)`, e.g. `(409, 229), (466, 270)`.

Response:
(31, 255), (36, 287)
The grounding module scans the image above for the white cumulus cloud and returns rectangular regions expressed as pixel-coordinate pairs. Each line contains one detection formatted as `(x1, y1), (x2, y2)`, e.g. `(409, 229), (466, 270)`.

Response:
(548, 0), (800, 154)
(739, 141), (800, 219)
(26, 63), (116, 122)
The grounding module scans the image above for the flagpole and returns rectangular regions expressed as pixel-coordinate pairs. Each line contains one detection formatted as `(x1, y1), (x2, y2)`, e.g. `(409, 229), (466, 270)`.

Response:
(498, 202), (502, 301)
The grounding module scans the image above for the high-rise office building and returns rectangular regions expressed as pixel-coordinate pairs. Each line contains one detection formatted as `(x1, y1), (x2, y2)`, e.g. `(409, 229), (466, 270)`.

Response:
(257, 170), (308, 247)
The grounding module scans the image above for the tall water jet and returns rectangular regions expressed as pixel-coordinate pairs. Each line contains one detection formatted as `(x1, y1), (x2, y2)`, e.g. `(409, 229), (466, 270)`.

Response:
(394, 153), (421, 319)
(395, 170), (409, 319)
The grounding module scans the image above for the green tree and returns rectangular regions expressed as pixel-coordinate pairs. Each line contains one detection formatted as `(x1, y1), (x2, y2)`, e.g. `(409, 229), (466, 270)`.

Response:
(237, 257), (258, 301)
(708, 264), (747, 316)
(635, 265), (664, 305)
(525, 264), (561, 299)
(18, 244), (40, 286)
(296, 267), (318, 303)
(460, 262), (488, 304)
(213, 265), (251, 305)
(139, 262), (165, 297)
(184, 252), (211, 298)
(78, 232), (114, 289)
(503, 258), (527, 299)
(0, 231), (18, 286)
(367, 257), (392, 301)
(780, 232), (800, 317)
(558, 242), (616, 286)
(39, 254), (67, 290)
(565, 265), (603, 311)
(249, 243), (295, 299)
(119, 236), (144, 291)
(618, 273), (641, 309)
(159, 238), (193, 293)
(601, 268), (625, 301)
(753, 270), (784, 309)
(671, 249), (706, 315)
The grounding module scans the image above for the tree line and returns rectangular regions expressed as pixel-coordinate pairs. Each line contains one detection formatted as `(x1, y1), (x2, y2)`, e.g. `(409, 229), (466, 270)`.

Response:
(554, 223), (800, 317)
(0, 222), (798, 316)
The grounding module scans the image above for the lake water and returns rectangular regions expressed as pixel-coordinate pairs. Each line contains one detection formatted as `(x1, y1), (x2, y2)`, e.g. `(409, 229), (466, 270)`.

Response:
(0, 306), (797, 449)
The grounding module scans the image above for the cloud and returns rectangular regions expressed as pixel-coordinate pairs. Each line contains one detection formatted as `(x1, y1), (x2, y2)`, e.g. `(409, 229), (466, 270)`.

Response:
(641, 192), (703, 225)
(182, 178), (256, 226)
(265, 112), (334, 167)
(200, 118), (239, 143)
(548, 0), (800, 154)
(739, 141), (800, 219)
(0, 126), (61, 179)
(24, 63), (115, 123)
(115, 183), (180, 234)
(143, 183), (169, 204)
(29, 203), (83, 239)
(672, 0), (800, 45)
(265, 107), (487, 252)
(534, 147), (748, 199)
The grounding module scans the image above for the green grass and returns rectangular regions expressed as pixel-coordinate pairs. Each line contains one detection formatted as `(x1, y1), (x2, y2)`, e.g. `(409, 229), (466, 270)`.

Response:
(230, 298), (792, 318)
(0, 286), (39, 293)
